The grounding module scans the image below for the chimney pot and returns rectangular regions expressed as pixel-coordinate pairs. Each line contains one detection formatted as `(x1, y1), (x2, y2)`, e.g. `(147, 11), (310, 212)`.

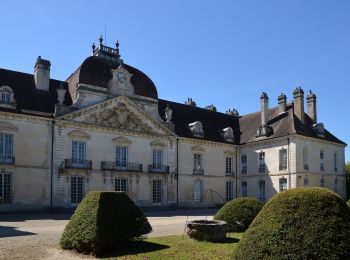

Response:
(260, 92), (269, 125)
(306, 90), (317, 123)
(278, 93), (287, 113)
(293, 87), (305, 124)
(34, 56), (51, 91)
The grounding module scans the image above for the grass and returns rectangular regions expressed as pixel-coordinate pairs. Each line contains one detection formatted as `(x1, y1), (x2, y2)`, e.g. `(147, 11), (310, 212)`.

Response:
(103, 233), (243, 259)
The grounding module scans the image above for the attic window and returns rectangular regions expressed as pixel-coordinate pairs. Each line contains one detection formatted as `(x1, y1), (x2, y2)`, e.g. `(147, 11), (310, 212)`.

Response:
(0, 86), (14, 106)
(313, 123), (325, 138)
(189, 121), (204, 138)
(222, 127), (234, 142)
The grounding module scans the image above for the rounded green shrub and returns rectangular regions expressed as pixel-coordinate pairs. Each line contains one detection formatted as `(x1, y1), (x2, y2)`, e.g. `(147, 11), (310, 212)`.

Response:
(347, 199), (350, 208)
(60, 191), (152, 256)
(214, 197), (263, 232)
(233, 188), (350, 260)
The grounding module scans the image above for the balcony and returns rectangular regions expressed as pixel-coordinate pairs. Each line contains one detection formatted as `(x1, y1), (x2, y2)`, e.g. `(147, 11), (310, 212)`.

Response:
(148, 165), (169, 174)
(0, 156), (15, 165)
(225, 170), (234, 176)
(64, 159), (92, 169)
(279, 165), (287, 171)
(193, 168), (204, 175)
(101, 161), (142, 172)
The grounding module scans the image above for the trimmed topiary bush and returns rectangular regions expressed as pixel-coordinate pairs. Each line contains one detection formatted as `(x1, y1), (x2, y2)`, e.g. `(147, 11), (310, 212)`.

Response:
(234, 188), (350, 260)
(214, 197), (263, 232)
(60, 191), (152, 256)
(347, 199), (350, 208)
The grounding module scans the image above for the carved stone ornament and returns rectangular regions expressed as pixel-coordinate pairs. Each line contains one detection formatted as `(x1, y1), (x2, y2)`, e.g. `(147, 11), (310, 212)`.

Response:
(68, 130), (91, 141)
(108, 66), (134, 96)
(84, 102), (153, 133)
(0, 122), (18, 132)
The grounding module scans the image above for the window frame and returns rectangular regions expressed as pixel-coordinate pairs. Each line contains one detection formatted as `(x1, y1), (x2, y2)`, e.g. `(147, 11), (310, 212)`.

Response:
(320, 150), (325, 171)
(72, 140), (86, 166)
(0, 133), (14, 162)
(259, 180), (265, 201)
(116, 146), (128, 168)
(152, 149), (163, 170)
(0, 172), (12, 204)
(115, 178), (128, 194)
(152, 179), (163, 204)
(71, 176), (84, 204)
(241, 154), (247, 174)
(279, 148), (288, 171)
(279, 178), (287, 192)
(226, 181), (233, 201)
(225, 157), (233, 175)
(241, 181), (248, 197)
(258, 151), (266, 173)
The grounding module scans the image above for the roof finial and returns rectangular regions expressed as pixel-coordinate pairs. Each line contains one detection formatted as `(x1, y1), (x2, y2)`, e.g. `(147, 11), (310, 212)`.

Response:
(115, 40), (120, 58)
(92, 42), (96, 54)
(99, 35), (103, 46)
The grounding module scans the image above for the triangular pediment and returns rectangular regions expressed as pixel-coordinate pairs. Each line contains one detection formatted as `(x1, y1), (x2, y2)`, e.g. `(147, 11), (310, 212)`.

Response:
(59, 96), (174, 136)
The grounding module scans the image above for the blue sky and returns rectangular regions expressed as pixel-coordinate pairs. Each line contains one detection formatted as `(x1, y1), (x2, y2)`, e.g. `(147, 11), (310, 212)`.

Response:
(1, 1), (349, 160)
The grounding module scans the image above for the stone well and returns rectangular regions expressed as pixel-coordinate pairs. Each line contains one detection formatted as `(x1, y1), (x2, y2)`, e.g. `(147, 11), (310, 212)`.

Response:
(186, 220), (228, 242)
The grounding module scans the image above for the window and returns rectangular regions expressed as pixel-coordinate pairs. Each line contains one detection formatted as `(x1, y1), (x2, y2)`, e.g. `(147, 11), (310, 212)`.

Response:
(189, 121), (204, 137)
(0, 91), (10, 103)
(152, 149), (163, 169)
(152, 179), (162, 203)
(303, 147), (309, 170)
(226, 157), (233, 175)
(116, 146), (128, 168)
(334, 179), (338, 193)
(71, 176), (84, 204)
(279, 149), (287, 170)
(0, 133), (14, 162)
(320, 151), (324, 171)
(0, 172), (12, 204)
(194, 154), (202, 170)
(320, 177), (324, 187)
(226, 181), (233, 201)
(259, 180), (265, 201)
(304, 178), (309, 187)
(115, 178), (128, 194)
(258, 152), (266, 173)
(279, 178), (287, 192)
(241, 154), (247, 174)
(334, 153), (338, 172)
(72, 141), (86, 166)
(193, 180), (203, 202)
(241, 181), (247, 197)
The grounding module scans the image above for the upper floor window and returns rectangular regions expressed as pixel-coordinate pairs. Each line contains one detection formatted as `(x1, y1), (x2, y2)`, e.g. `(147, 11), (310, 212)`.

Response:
(279, 148), (287, 170)
(241, 154), (247, 174)
(152, 149), (163, 169)
(189, 121), (204, 138)
(193, 153), (204, 175)
(241, 181), (248, 197)
(0, 133), (14, 163)
(72, 141), (86, 166)
(258, 152), (266, 173)
(259, 180), (266, 202)
(303, 147), (309, 171)
(226, 157), (233, 175)
(116, 146), (128, 168)
(320, 151), (325, 171)
(334, 152), (338, 172)
(222, 127), (234, 143)
(0, 86), (14, 105)
(279, 178), (287, 192)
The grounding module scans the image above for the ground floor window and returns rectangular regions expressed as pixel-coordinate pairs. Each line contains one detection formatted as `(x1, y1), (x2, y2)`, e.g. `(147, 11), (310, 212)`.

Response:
(279, 178), (287, 192)
(115, 178), (128, 194)
(0, 172), (12, 204)
(226, 181), (233, 201)
(152, 179), (162, 203)
(71, 176), (84, 204)
(320, 177), (324, 187)
(259, 180), (265, 201)
(193, 180), (203, 202)
(304, 177), (309, 187)
(334, 179), (338, 193)
(241, 181), (247, 197)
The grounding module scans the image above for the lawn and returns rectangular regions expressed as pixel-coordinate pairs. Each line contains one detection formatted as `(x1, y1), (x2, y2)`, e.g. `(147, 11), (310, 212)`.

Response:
(104, 233), (243, 260)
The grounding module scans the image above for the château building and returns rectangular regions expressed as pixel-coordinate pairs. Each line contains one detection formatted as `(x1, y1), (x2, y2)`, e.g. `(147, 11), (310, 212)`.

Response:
(0, 37), (346, 211)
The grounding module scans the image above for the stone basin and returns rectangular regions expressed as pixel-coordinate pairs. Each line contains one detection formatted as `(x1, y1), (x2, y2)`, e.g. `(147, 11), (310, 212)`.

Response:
(186, 220), (228, 242)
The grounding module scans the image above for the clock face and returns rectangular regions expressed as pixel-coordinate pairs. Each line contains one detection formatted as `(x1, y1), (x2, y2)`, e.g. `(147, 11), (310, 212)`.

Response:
(117, 72), (127, 82)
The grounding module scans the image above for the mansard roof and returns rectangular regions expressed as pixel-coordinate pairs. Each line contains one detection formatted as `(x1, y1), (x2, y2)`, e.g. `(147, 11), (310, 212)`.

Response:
(0, 68), (70, 116)
(66, 56), (158, 99)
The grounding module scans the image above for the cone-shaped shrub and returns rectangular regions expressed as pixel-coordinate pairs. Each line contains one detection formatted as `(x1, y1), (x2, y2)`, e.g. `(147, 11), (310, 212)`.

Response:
(234, 188), (350, 260)
(60, 191), (152, 256)
(214, 197), (263, 232)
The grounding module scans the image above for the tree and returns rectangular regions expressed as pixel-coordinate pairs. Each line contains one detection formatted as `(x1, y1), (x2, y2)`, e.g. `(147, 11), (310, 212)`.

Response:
(345, 161), (350, 199)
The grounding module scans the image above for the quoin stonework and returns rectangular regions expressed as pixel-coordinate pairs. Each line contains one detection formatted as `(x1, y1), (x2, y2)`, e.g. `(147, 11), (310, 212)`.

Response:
(0, 37), (346, 211)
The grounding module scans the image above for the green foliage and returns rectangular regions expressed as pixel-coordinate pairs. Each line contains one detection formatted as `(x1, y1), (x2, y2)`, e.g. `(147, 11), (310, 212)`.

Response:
(345, 161), (350, 199)
(214, 197), (263, 232)
(233, 188), (350, 260)
(60, 191), (152, 256)
(347, 199), (350, 208)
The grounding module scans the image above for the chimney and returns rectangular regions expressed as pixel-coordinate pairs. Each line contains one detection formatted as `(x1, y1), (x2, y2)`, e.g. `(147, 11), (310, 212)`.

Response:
(260, 92), (269, 125)
(34, 56), (51, 91)
(185, 98), (196, 107)
(293, 87), (305, 124)
(306, 90), (317, 123)
(204, 104), (217, 112)
(278, 93), (287, 113)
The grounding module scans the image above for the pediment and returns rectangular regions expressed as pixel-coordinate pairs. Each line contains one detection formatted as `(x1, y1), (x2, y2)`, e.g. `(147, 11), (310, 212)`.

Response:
(113, 136), (132, 145)
(68, 130), (91, 141)
(60, 96), (174, 137)
(191, 145), (205, 152)
(0, 121), (18, 132)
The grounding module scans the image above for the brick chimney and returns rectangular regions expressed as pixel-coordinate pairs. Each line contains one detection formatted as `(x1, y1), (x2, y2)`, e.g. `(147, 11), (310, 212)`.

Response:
(278, 93), (287, 113)
(261, 92), (269, 125)
(306, 90), (317, 123)
(293, 87), (305, 124)
(34, 56), (51, 91)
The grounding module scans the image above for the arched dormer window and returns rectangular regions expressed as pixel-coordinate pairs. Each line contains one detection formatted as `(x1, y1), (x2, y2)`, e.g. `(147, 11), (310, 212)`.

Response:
(222, 127), (234, 142)
(0, 86), (14, 105)
(189, 121), (204, 138)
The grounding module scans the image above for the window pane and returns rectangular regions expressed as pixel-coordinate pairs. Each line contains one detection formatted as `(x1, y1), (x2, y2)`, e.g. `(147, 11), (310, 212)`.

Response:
(226, 181), (233, 201)
(115, 178), (128, 193)
(259, 180), (265, 201)
(71, 176), (84, 204)
(0, 173), (12, 204)
(152, 179), (162, 203)
(241, 181), (247, 197)
(193, 180), (202, 202)
(116, 146), (128, 167)
(153, 150), (163, 169)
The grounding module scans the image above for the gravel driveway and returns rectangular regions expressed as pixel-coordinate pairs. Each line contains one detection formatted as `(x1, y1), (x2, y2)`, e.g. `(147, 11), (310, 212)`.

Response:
(0, 209), (215, 260)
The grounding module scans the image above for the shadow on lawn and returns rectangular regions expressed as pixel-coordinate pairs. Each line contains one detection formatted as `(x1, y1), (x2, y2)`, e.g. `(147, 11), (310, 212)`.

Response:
(100, 240), (170, 258)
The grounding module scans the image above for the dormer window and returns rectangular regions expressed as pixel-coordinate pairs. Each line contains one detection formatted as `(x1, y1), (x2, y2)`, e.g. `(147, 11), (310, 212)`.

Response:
(1, 92), (10, 103)
(222, 127), (234, 142)
(189, 121), (204, 138)
(0, 86), (14, 105)
(313, 123), (325, 137)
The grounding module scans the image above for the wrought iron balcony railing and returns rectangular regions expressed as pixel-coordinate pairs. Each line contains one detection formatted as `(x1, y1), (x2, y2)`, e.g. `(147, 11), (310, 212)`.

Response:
(0, 156), (15, 164)
(193, 168), (204, 175)
(64, 159), (92, 169)
(101, 161), (142, 172)
(225, 170), (234, 176)
(148, 165), (169, 174)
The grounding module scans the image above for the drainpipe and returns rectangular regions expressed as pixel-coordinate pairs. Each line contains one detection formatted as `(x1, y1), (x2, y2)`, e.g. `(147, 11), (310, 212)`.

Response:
(287, 137), (291, 189)
(50, 119), (55, 209)
(176, 138), (179, 207)
(235, 145), (238, 198)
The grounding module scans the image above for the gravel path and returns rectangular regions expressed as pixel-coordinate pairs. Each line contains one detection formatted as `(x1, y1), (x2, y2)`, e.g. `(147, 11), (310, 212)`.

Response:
(0, 209), (215, 260)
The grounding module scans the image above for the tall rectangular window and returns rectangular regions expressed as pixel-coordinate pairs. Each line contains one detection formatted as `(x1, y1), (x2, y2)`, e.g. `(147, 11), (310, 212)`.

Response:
(241, 181), (247, 197)
(259, 180), (265, 201)
(320, 178), (324, 187)
(152, 179), (162, 203)
(152, 149), (163, 169)
(116, 146), (128, 168)
(226, 157), (233, 175)
(72, 141), (86, 166)
(304, 178), (309, 187)
(71, 176), (84, 204)
(320, 151), (324, 171)
(115, 178), (128, 194)
(193, 180), (203, 202)
(334, 153), (338, 172)
(279, 149), (287, 170)
(334, 179), (338, 193)
(241, 155), (247, 174)
(0, 133), (13, 162)
(226, 181), (233, 201)
(194, 154), (202, 170)
(303, 147), (309, 170)
(279, 178), (287, 192)
(1, 92), (10, 103)
(0, 172), (12, 204)
(258, 152), (266, 173)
